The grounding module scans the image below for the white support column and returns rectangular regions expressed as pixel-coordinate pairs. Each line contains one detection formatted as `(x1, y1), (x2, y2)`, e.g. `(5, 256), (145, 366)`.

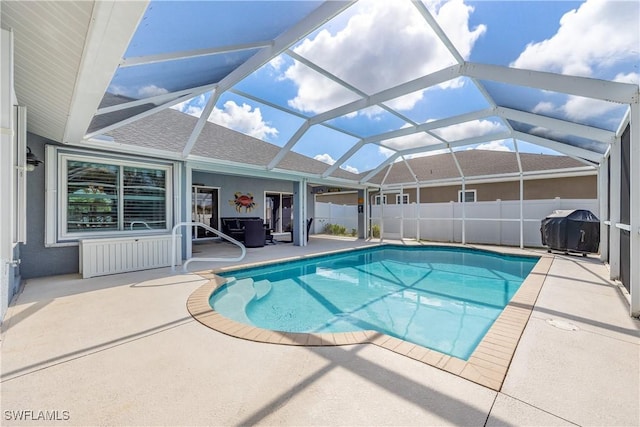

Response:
(629, 102), (639, 316)
(379, 188), (384, 243)
(519, 173), (524, 249)
(416, 183), (421, 241)
(609, 138), (621, 280)
(1, 29), (16, 322)
(598, 159), (609, 262)
(400, 184), (404, 240)
(184, 164), (193, 260)
(292, 178), (308, 247)
(461, 179), (466, 245)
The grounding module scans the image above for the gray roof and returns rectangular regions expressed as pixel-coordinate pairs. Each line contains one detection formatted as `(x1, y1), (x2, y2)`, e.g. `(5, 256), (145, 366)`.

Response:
(109, 108), (592, 187)
(108, 108), (358, 181)
(366, 150), (591, 185)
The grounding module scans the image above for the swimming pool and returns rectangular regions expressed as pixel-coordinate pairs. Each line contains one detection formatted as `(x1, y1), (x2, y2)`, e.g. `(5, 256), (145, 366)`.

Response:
(210, 245), (539, 360)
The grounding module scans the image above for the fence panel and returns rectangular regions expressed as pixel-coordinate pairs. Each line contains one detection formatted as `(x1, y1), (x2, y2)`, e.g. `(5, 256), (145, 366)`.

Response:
(314, 203), (358, 234)
(364, 198), (598, 247)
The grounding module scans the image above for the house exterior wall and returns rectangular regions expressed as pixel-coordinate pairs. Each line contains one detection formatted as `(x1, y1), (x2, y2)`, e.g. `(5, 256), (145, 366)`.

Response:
(315, 192), (358, 205)
(20, 134), (78, 279)
(368, 175), (597, 204)
(20, 145), (300, 280)
(192, 171), (295, 219)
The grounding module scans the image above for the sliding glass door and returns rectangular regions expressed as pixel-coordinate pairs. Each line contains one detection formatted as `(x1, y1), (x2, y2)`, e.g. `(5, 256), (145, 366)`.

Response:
(265, 192), (293, 233)
(192, 186), (219, 238)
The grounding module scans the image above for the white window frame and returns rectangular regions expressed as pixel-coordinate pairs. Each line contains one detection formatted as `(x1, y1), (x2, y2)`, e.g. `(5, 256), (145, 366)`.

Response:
(458, 189), (477, 203)
(374, 195), (387, 205)
(46, 146), (178, 246)
(396, 193), (409, 204)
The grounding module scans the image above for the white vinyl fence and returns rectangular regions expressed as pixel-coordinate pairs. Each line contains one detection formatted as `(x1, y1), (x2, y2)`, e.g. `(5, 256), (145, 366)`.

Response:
(363, 198), (598, 247)
(371, 198), (599, 247)
(314, 202), (358, 234)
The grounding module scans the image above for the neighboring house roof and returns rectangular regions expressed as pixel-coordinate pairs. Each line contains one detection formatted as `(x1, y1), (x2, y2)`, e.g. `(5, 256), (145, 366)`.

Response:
(108, 106), (594, 188)
(107, 107), (359, 181)
(365, 150), (593, 186)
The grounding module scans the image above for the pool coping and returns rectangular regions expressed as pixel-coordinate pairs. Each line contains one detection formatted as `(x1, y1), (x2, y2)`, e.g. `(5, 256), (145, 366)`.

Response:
(186, 245), (552, 391)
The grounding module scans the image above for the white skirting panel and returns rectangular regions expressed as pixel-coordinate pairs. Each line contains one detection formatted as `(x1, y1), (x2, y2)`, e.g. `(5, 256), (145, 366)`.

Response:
(79, 234), (181, 278)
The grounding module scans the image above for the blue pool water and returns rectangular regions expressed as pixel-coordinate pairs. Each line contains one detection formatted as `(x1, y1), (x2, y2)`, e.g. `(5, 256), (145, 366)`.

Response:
(210, 245), (538, 360)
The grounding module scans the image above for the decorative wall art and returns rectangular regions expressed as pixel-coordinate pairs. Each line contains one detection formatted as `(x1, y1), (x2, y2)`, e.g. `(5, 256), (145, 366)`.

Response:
(229, 192), (257, 213)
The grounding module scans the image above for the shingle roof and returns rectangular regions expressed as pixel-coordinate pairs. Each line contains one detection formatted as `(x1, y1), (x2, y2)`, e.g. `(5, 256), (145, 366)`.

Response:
(108, 108), (358, 180)
(366, 150), (590, 185)
(108, 107), (591, 187)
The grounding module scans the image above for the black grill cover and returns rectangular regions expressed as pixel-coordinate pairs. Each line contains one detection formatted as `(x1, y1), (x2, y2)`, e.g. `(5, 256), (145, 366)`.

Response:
(540, 209), (600, 253)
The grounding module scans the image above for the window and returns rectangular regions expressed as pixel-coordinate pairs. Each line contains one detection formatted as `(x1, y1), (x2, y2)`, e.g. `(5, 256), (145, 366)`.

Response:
(47, 148), (176, 245)
(374, 195), (387, 205)
(458, 189), (477, 203)
(396, 193), (409, 204)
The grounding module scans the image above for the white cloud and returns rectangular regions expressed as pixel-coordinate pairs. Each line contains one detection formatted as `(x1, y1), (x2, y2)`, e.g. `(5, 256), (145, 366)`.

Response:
(269, 55), (285, 72)
(511, 0), (639, 77)
(171, 94), (206, 117)
(137, 85), (168, 98)
(209, 101), (278, 140)
(471, 140), (512, 152)
(171, 97), (279, 141)
(404, 148), (449, 159)
(532, 101), (557, 114)
(283, 0), (485, 114)
(378, 145), (395, 158)
(382, 132), (442, 151)
(314, 153), (336, 165)
(562, 72), (639, 121)
(314, 153), (358, 174)
(562, 97), (618, 121)
(612, 72), (640, 85)
(341, 164), (359, 174)
(432, 119), (504, 141)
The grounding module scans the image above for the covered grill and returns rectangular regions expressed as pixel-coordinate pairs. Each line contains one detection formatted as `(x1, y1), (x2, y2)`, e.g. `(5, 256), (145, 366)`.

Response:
(540, 210), (600, 256)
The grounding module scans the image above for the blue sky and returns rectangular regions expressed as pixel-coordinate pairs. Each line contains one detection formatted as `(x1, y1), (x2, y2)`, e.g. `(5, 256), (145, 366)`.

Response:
(112, 0), (639, 175)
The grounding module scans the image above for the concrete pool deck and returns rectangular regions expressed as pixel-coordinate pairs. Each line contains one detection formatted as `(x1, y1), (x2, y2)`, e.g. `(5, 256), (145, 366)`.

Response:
(1, 236), (639, 426)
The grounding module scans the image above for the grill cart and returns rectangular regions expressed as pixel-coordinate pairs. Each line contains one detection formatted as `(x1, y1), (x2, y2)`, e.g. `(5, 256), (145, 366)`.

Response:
(540, 209), (600, 256)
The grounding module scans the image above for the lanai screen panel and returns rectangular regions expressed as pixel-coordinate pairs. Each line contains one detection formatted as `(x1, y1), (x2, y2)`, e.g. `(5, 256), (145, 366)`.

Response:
(480, 80), (628, 132)
(507, 120), (608, 155)
(89, 0), (329, 135)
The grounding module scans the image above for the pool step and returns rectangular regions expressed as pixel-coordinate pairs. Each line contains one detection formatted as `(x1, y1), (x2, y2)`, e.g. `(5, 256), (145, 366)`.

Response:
(253, 280), (272, 300)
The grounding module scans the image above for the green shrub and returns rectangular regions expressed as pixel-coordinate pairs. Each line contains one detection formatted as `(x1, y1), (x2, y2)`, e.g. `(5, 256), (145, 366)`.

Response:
(371, 224), (380, 238)
(322, 223), (348, 235)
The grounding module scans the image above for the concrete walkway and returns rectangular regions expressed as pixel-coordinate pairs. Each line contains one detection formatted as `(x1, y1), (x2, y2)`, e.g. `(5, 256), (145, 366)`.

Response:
(1, 237), (638, 426)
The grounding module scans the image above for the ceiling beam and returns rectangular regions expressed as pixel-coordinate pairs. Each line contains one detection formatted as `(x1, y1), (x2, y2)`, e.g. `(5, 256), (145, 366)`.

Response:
(181, 89), (219, 157)
(96, 86), (203, 115)
(360, 153), (401, 184)
(267, 121), (311, 170)
(461, 62), (638, 104)
(321, 140), (366, 178)
(309, 64), (461, 126)
(411, 0), (464, 64)
(215, 1), (355, 95)
(181, 1), (355, 157)
(120, 40), (273, 67)
(361, 108), (494, 146)
(84, 89), (198, 139)
(63, 0), (149, 144)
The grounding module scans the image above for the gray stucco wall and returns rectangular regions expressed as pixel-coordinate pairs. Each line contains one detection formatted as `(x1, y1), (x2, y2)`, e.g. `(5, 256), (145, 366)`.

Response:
(19, 147), (315, 279)
(192, 171), (295, 219)
(20, 134), (78, 279)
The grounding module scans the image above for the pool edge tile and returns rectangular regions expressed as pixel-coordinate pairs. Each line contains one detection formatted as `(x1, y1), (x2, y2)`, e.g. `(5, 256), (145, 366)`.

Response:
(186, 246), (551, 394)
